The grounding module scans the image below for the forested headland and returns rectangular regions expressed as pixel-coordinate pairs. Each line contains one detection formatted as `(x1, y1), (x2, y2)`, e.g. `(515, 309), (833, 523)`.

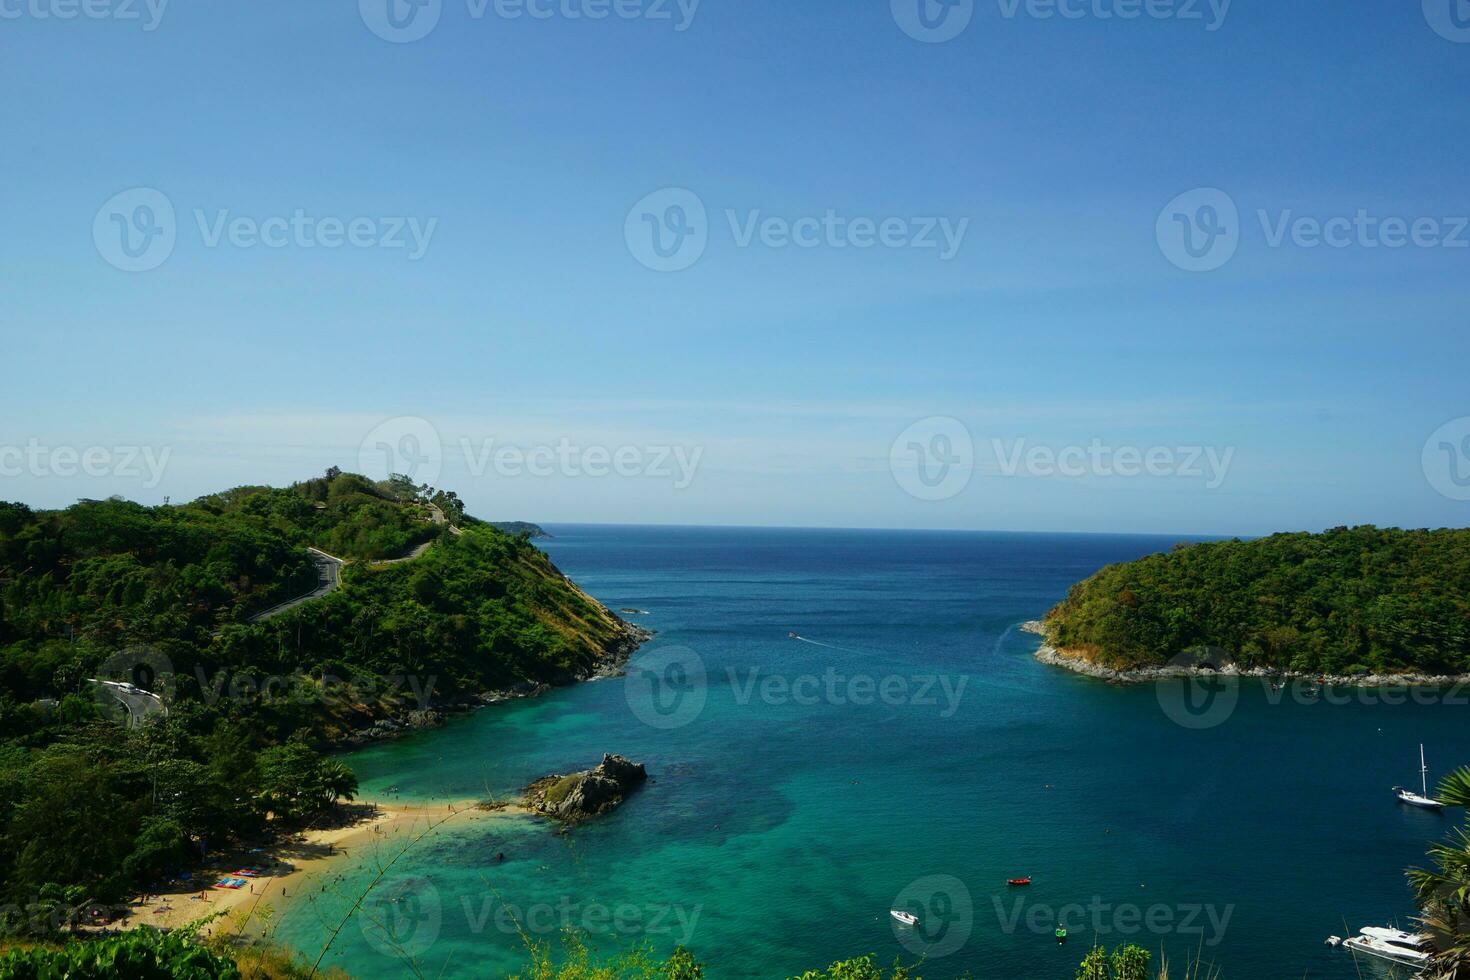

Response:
(1043, 526), (1470, 675)
(0, 472), (641, 922)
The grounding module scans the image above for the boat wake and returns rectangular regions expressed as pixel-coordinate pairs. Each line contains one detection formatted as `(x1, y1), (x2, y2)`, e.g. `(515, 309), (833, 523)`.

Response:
(792, 636), (867, 654)
(987, 623), (1019, 658)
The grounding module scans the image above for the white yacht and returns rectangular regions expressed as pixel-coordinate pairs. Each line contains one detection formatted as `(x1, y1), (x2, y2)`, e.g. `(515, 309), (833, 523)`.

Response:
(1394, 744), (1446, 809)
(889, 909), (918, 927)
(1338, 926), (1433, 968)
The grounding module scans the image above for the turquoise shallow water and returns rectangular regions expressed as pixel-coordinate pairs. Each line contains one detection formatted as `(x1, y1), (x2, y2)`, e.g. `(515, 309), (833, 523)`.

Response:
(274, 526), (1469, 979)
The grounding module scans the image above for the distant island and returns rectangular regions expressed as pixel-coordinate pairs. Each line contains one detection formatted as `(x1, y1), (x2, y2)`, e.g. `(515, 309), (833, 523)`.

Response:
(1037, 525), (1470, 681)
(488, 521), (551, 539)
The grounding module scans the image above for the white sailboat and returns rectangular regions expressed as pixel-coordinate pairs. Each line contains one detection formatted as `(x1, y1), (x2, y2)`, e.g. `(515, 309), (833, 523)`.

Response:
(1394, 744), (1445, 809)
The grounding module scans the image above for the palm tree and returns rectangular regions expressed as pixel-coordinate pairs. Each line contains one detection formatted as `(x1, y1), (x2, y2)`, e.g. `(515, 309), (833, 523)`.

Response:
(315, 759), (359, 810)
(1408, 767), (1470, 978)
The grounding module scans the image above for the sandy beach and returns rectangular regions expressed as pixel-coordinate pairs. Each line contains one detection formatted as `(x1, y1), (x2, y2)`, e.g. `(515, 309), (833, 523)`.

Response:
(121, 799), (529, 938)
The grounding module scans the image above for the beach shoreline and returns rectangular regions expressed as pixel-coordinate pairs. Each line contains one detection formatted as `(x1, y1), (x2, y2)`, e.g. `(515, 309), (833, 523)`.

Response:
(120, 799), (529, 939)
(1021, 620), (1470, 688)
(116, 612), (649, 942)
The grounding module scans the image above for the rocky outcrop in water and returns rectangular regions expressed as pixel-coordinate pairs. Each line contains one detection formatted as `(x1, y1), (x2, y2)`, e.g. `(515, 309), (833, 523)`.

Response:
(525, 754), (648, 823)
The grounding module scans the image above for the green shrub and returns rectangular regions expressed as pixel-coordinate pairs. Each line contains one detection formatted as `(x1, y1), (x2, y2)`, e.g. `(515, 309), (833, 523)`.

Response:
(0, 928), (239, 979)
(1110, 944), (1151, 980)
(790, 954), (919, 979)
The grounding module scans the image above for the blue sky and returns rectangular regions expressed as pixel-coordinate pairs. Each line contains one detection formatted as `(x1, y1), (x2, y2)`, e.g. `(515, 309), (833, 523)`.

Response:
(2, 0), (1468, 534)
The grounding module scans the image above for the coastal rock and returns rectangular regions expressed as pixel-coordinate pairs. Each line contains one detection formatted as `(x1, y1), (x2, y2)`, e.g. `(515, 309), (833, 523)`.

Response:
(578, 625), (655, 682)
(1033, 642), (1470, 689)
(345, 707), (444, 744)
(404, 709), (442, 730)
(525, 754), (648, 823)
(339, 620), (651, 749)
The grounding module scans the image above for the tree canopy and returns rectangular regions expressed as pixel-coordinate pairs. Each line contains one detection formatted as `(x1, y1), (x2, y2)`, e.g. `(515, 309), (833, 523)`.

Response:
(0, 472), (633, 928)
(1045, 526), (1470, 674)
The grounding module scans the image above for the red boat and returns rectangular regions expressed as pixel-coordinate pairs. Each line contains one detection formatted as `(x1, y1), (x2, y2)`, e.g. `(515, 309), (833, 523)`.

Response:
(1007, 878), (1032, 886)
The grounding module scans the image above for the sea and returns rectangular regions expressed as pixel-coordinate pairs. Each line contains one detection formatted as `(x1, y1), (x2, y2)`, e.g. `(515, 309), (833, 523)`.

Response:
(273, 525), (1466, 980)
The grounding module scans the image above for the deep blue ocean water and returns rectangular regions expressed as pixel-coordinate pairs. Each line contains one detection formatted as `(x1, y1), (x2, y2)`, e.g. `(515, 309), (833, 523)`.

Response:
(274, 525), (1467, 979)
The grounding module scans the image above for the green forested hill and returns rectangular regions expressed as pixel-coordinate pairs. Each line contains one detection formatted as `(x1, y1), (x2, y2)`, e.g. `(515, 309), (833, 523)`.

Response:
(0, 472), (638, 915)
(1044, 526), (1470, 675)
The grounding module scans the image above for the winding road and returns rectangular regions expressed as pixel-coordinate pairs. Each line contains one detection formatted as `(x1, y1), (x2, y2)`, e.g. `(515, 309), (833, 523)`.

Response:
(246, 503), (461, 621)
(89, 680), (166, 729)
(90, 506), (458, 728)
(247, 547), (345, 623)
(370, 502), (462, 565)
(372, 539), (435, 566)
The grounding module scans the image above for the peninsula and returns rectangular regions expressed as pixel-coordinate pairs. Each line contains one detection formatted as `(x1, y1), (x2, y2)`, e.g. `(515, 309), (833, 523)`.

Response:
(1034, 525), (1470, 683)
(0, 470), (646, 932)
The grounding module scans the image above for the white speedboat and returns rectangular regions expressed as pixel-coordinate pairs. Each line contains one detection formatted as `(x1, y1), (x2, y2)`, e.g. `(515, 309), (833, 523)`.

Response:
(1395, 744), (1446, 809)
(890, 909), (918, 927)
(1341, 926), (1432, 967)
